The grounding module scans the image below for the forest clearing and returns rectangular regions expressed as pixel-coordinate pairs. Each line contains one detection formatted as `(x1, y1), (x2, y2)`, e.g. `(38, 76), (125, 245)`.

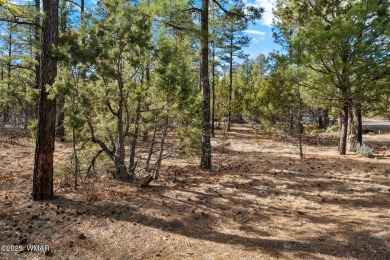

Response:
(1, 125), (389, 259)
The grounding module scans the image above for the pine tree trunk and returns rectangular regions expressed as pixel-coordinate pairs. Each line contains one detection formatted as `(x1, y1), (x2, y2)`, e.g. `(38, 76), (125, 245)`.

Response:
(56, 0), (67, 141)
(211, 47), (215, 137)
(33, 0), (59, 200)
(348, 104), (357, 152)
(72, 127), (78, 189)
(154, 115), (168, 181)
(338, 102), (348, 155)
(227, 36), (233, 132)
(200, 0), (212, 170)
(4, 26), (12, 126)
(145, 121), (157, 172)
(56, 97), (65, 141)
(318, 108), (324, 129)
(129, 101), (140, 174)
(288, 108), (294, 136)
(297, 85), (304, 159)
(323, 109), (329, 129)
(115, 77), (131, 181)
(34, 0), (40, 118)
(354, 103), (362, 145)
(34, 0), (40, 88)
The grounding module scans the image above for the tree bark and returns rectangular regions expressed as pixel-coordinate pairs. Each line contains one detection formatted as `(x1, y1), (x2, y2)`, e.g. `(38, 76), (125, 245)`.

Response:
(33, 0), (41, 120)
(354, 103), (362, 145)
(211, 45), (215, 137)
(347, 103), (357, 152)
(56, 0), (67, 141)
(33, 0), (59, 200)
(34, 0), (40, 90)
(145, 120), (157, 172)
(338, 101), (348, 155)
(129, 100), (140, 174)
(227, 35), (233, 132)
(72, 127), (78, 189)
(4, 24), (12, 125)
(318, 108), (324, 129)
(200, 0), (212, 169)
(323, 109), (329, 129)
(297, 86), (303, 159)
(154, 115), (168, 181)
(115, 72), (131, 181)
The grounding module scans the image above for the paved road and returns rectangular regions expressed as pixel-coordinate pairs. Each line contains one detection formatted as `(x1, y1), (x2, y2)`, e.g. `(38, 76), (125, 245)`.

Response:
(362, 121), (390, 133)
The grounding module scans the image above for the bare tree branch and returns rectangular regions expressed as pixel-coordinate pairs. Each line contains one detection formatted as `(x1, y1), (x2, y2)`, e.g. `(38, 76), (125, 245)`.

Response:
(0, 17), (40, 28)
(87, 119), (115, 161)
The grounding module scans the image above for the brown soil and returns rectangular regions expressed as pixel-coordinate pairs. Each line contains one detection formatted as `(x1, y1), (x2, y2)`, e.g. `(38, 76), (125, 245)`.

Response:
(0, 125), (389, 259)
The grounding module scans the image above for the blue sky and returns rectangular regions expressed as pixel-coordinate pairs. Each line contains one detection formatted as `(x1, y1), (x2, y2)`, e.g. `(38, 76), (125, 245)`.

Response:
(241, 0), (282, 60)
(8, 0), (280, 60)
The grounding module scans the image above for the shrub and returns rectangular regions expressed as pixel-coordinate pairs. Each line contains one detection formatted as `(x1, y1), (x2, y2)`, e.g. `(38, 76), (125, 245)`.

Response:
(304, 123), (317, 135)
(356, 143), (374, 157)
(28, 119), (38, 140)
(326, 124), (339, 133)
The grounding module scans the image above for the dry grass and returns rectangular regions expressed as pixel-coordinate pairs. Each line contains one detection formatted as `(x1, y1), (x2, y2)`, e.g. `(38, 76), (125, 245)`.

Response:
(0, 125), (389, 259)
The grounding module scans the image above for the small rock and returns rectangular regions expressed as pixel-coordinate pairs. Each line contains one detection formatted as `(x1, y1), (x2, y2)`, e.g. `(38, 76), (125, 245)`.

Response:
(78, 233), (86, 240)
(19, 238), (28, 245)
(44, 249), (53, 257)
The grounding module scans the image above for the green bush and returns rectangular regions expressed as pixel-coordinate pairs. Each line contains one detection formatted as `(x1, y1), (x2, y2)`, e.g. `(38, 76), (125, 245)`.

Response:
(28, 119), (38, 140)
(356, 143), (374, 157)
(178, 125), (201, 158)
(326, 124), (339, 133)
(303, 123), (317, 135)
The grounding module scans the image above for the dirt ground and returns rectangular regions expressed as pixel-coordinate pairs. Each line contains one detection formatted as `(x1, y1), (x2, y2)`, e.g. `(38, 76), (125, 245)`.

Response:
(0, 125), (389, 260)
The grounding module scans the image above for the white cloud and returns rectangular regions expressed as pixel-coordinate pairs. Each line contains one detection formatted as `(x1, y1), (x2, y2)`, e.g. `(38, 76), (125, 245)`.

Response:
(245, 0), (276, 27)
(244, 29), (266, 36)
(244, 30), (266, 43)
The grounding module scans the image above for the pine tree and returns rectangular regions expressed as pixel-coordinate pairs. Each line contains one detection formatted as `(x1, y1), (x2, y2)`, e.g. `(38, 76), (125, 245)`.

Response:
(218, 6), (251, 131)
(274, 0), (389, 155)
(33, 0), (59, 200)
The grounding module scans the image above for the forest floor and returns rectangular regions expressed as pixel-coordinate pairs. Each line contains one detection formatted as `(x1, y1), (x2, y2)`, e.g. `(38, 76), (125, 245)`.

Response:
(0, 124), (389, 260)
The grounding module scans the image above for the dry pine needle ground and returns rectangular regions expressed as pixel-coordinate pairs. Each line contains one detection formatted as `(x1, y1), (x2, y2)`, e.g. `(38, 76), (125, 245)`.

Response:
(0, 125), (389, 259)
